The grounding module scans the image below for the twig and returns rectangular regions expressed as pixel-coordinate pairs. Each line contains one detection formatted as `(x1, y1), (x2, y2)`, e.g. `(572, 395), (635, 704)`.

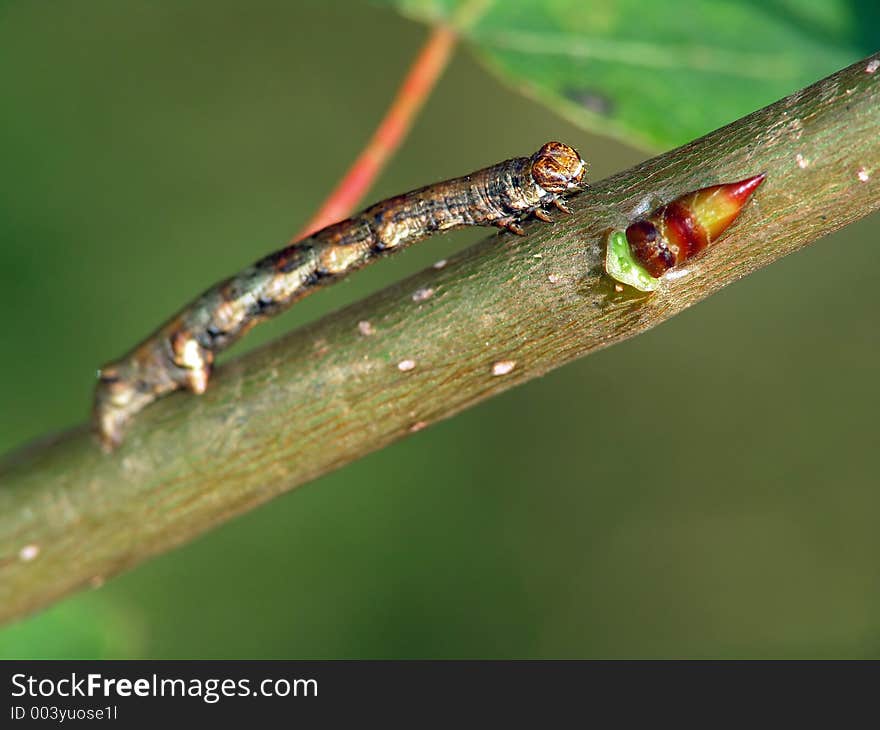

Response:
(295, 25), (457, 238)
(0, 53), (877, 626)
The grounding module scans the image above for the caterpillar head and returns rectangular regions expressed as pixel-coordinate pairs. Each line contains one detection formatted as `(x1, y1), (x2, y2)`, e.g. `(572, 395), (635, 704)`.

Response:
(531, 141), (588, 194)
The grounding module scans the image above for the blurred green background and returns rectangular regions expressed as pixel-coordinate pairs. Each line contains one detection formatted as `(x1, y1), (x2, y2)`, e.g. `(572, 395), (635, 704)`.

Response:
(1, 0), (878, 658)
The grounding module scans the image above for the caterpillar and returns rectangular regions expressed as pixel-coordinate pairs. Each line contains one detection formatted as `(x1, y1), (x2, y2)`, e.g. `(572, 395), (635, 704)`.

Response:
(605, 174), (765, 292)
(94, 141), (588, 450)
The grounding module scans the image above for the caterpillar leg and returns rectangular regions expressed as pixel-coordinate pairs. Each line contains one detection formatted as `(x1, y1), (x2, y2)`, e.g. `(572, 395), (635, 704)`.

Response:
(93, 371), (146, 451)
(93, 365), (175, 452)
(170, 332), (213, 395)
(533, 209), (553, 223)
(552, 198), (572, 214)
(495, 217), (526, 236)
(93, 331), (213, 450)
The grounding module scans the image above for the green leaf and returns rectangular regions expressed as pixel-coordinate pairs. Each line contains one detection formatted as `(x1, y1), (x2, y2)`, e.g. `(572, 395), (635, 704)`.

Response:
(383, 0), (879, 149)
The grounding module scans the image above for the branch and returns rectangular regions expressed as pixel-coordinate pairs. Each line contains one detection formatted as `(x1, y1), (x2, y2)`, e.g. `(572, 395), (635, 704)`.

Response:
(1, 53), (878, 626)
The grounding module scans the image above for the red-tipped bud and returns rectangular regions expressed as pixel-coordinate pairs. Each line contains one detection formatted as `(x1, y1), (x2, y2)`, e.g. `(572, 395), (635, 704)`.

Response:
(625, 174), (765, 277)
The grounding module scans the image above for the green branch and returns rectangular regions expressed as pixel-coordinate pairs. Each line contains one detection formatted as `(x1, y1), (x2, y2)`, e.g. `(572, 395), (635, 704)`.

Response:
(1, 53), (878, 626)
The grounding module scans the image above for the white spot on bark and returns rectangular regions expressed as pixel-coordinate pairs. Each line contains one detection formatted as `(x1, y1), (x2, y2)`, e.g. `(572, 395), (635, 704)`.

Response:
(358, 320), (374, 337)
(614, 283), (624, 293)
(491, 360), (517, 376)
(857, 167), (870, 182)
(866, 59), (879, 74)
(633, 196), (654, 217)
(664, 267), (691, 281)
(795, 153), (809, 169)
(409, 421), (428, 433)
(432, 259), (447, 269)
(397, 359), (416, 372)
(412, 287), (435, 303)
(547, 274), (560, 284)
(19, 544), (40, 562)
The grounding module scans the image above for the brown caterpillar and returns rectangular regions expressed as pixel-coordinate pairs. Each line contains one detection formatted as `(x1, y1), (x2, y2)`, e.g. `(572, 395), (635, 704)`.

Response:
(94, 141), (588, 450)
(605, 174), (765, 292)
